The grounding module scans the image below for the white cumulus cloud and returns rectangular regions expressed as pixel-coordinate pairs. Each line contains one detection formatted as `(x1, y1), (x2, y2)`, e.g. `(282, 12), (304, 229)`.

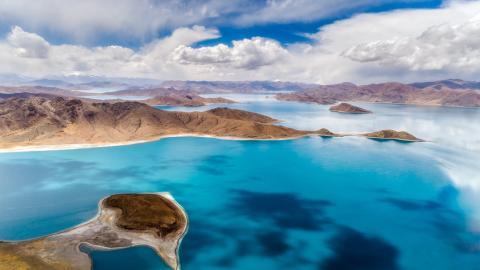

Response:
(2, 1), (480, 83)
(170, 37), (288, 69)
(7, 26), (50, 58)
(343, 17), (480, 71)
(235, 0), (435, 26)
(0, 0), (236, 43)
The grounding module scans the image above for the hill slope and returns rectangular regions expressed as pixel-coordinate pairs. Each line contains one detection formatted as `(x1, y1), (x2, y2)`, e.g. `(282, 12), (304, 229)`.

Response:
(0, 96), (325, 149)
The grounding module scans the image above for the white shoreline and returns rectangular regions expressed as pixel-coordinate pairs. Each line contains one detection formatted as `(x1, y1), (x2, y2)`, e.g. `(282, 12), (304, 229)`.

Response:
(1, 192), (188, 270)
(0, 133), (319, 153)
(0, 131), (424, 154)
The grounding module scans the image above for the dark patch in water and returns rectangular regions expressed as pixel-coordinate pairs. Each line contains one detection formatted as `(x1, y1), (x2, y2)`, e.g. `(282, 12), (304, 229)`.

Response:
(256, 230), (291, 256)
(179, 219), (228, 264)
(211, 255), (235, 267)
(95, 166), (148, 180)
(203, 155), (231, 165)
(196, 165), (225, 176)
(380, 197), (442, 211)
(195, 154), (234, 175)
(230, 190), (332, 230)
(321, 227), (400, 270)
(431, 210), (480, 254)
(379, 188), (480, 254)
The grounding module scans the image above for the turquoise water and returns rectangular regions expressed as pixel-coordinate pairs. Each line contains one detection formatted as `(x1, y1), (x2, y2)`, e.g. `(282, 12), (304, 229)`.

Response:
(83, 246), (170, 270)
(1, 97), (480, 269)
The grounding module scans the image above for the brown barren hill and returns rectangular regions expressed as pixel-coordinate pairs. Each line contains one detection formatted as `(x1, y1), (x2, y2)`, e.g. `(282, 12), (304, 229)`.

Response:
(329, 102), (371, 113)
(143, 93), (234, 107)
(363, 130), (422, 142)
(0, 95), (424, 149)
(207, 107), (277, 123)
(103, 194), (187, 238)
(0, 95), (336, 149)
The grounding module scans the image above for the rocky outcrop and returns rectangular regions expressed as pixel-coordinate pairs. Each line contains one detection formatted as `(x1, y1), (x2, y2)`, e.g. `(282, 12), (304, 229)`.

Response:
(362, 130), (422, 142)
(207, 107), (276, 123)
(143, 93), (234, 107)
(329, 102), (371, 113)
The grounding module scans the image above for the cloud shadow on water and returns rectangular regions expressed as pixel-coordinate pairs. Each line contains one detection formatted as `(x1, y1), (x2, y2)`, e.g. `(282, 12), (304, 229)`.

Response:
(320, 227), (400, 270)
(380, 197), (442, 211)
(380, 187), (480, 254)
(230, 190), (332, 230)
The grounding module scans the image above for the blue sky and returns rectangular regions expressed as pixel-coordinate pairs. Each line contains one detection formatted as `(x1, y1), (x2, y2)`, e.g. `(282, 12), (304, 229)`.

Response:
(0, 0), (479, 83)
(196, 0), (444, 47)
(0, 0), (444, 48)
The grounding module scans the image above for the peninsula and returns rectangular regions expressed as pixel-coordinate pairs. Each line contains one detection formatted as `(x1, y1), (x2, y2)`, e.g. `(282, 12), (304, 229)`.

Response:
(0, 95), (423, 151)
(0, 193), (188, 270)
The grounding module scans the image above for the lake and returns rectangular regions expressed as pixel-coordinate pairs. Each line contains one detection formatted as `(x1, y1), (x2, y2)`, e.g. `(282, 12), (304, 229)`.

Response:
(0, 95), (479, 269)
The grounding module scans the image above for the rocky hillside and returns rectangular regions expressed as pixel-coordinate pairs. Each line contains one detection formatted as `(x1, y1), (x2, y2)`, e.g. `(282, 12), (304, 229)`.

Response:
(276, 82), (480, 107)
(0, 96), (331, 149)
(207, 107), (276, 123)
(143, 93), (234, 107)
(362, 130), (422, 142)
(329, 102), (371, 113)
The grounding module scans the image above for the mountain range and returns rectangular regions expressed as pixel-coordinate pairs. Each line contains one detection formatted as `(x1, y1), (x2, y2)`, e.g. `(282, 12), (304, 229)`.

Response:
(1, 77), (480, 107)
(276, 81), (480, 107)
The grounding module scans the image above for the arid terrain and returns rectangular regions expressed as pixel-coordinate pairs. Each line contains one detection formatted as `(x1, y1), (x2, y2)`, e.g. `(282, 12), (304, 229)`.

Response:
(0, 193), (187, 270)
(0, 95), (338, 150)
(362, 130), (422, 142)
(142, 93), (234, 107)
(276, 81), (480, 107)
(0, 94), (425, 150)
(329, 102), (371, 113)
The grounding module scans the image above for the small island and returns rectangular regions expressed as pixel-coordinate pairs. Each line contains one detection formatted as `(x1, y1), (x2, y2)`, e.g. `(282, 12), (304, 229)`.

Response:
(0, 193), (188, 270)
(362, 130), (423, 142)
(329, 102), (371, 114)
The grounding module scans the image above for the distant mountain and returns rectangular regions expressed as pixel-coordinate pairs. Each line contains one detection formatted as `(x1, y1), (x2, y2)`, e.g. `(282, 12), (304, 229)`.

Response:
(409, 79), (480, 90)
(0, 74), (33, 85)
(26, 79), (76, 88)
(43, 75), (162, 86)
(2, 77), (480, 108)
(159, 80), (315, 93)
(0, 85), (85, 97)
(276, 82), (480, 107)
(0, 74), (162, 90)
(107, 87), (187, 97)
(143, 93), (234, 107)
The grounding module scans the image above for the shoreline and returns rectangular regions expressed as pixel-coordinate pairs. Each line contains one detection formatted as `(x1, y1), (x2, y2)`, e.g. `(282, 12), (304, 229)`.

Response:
(276, 98), (480, 109)
(0, 192), (188, 270)
(0, 132), (424, 153)
(329, 109), (371, 114)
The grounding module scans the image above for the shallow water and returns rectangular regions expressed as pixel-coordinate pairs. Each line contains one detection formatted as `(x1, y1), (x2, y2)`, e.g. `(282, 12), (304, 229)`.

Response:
(1, 96), (480, 270)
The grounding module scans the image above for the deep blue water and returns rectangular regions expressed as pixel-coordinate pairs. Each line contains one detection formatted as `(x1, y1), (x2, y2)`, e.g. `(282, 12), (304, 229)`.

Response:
(1, 97), (480, 270)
